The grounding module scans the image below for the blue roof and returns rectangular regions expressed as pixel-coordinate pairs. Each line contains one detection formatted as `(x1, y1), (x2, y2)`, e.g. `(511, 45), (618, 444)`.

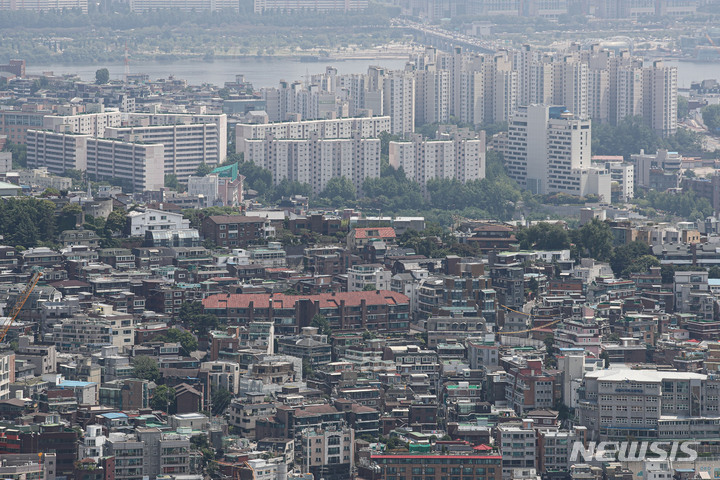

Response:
(101, 412), (128, 419)
(58, 380), (95, 388)
(709, 279), (720, 286)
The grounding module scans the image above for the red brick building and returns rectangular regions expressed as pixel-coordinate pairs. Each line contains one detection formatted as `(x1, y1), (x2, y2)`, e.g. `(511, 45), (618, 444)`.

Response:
(203, 291), (410, 334)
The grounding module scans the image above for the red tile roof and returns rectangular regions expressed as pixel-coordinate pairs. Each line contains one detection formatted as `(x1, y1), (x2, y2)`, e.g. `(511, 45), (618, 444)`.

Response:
(352, 227), (396, 239)
(203, 290), (409, 310)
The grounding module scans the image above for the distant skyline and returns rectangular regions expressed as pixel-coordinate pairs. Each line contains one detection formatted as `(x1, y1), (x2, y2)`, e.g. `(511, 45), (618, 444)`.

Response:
(23, 56), (720, 90)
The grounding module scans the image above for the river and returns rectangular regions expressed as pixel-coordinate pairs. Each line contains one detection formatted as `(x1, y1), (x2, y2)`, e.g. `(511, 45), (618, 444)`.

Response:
(25, 57), (720, 89)
(25, 57), (410, 88)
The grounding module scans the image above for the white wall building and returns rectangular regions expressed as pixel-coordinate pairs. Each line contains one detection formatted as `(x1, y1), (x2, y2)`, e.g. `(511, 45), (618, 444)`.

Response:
(389, 133), (485, 186)
(244, 132), (380, 194)
(126, 208), (191, 237)
(85, 138), (165, 192)
(504, 105), (610, 199)
(26, 130), (91, 174)
(43, 110), (122, 137)
(348, 264), (391, 292)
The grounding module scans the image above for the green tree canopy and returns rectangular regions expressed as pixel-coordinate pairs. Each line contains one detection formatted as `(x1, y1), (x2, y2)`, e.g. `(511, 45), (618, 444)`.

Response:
(165, 174), (179, 190)
(156, 328), (198, 354)
(179, 301), (219, 336)
(609, 241), (659, 278)
(516, 222), (570, 251)
(95, 68), (110, 85)
(703, 104), (720, 134)
(571, 218), (614, 261)
(150, 385), (176, 413)
(320, 176), (356, 203)
(211, 387), (232, 415)
(105, 209), (128, 235)
(195, 163), (213, 177)
(0, 198), (57, 247)
(310, 313), (331, 336)
(132, 355), (160, 382)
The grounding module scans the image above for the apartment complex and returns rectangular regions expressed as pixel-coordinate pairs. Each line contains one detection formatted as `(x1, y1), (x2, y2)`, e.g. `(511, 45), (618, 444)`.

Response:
(235, 116), (391, 154)
(261, 45), (676, 139)
(504, 105), (610, 200)
(104, 123), (220, 181)
(389, 132), (486, 186)
(128, 0), (239, 11)
(26, 130), (91, 173)
(253, 0), (367, 12)
(243, 132), (381, 195)
(26, 112), (227, 188)
(43, 109), (122, 137)
(85, 138), (165, 192)
(0, 0), (87, 12)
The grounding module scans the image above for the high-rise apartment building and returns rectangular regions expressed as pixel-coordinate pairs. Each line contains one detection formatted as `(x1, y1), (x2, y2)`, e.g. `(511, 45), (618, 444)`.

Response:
(414, 64), (450, 125)
(43, 109), (122, 137)
(504, 105), (610, 200)
(243, 132), (380, 194)
(26, 130), (91, 173)
(235, 116), (390, 155)
(389, 132), (486, 186)
(383, 71), (416, 135)
(85, 138), (165, 192)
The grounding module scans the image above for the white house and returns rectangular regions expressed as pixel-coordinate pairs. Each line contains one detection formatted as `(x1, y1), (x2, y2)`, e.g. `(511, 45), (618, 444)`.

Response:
(127, 208), (190, 236)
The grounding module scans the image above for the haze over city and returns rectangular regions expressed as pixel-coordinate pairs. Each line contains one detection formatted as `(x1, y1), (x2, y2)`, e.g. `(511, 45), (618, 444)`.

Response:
(3, 2), (720, 480)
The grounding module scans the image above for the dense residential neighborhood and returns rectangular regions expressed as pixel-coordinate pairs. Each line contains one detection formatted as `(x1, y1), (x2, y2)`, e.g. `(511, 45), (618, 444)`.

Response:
(5, 7), (720, 477)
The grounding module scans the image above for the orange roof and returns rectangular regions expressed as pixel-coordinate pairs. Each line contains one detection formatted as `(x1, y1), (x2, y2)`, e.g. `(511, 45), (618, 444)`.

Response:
(203, 290), (409, 310)
(352, 227), (396, 239)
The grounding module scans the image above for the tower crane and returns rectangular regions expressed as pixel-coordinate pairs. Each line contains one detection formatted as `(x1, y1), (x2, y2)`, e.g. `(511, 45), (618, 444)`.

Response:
(0, 272), (42, 344)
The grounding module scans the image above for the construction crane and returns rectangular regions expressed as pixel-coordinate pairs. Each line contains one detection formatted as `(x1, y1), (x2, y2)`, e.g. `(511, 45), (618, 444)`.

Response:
(0, 272), (42, 344)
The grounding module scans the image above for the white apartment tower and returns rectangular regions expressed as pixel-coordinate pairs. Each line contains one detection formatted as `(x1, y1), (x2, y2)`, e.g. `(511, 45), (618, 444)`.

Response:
(383, 71), (415, 135)
(244, 132), (380, 194)
(389, 132), (485, 187)
(505, 105), (607, 199)
(414, 64), (450, 126)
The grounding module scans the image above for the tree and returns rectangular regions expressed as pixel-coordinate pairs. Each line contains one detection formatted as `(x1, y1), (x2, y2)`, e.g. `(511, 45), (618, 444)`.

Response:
(609, 241), (654, 277)
(179, 301), (219, 336)
(591, 116), (663, 159)
(677, 95), (690, 121)
(310, 313), (331, 336)
(320, 176), (356, 203)
(571, 218), (613, 261)
(105, 209), (127, 235)
(362, 283), (377, 291)
(151, 385), (176, 413)
(195, 163), (213, 177)
(0, 198), (57, 247)
(59, 202), (83, 232)
(516, 222), (570, 251)
(95, 68), (110, 85)
(211, 387), (232, 415)
(133, 355), (160, 382)
(703, 104), (720, 134)
(40, 188), (61, 197)
(710, 266), (720, 279)
(157, 328), (198, 354)
(165, 174), (180, 190)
